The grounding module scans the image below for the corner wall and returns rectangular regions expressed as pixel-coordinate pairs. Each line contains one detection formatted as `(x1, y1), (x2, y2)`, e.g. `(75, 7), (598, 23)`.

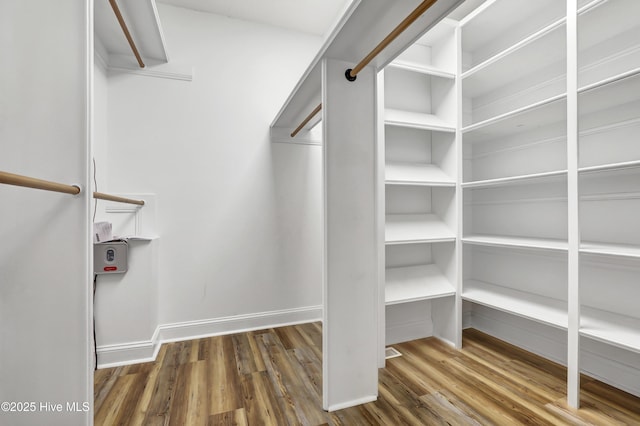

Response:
(94, 4), (324, 360)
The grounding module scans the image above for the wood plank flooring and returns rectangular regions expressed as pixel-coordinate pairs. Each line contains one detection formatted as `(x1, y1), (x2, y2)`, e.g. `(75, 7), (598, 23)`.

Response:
(95, 324), (640, 425)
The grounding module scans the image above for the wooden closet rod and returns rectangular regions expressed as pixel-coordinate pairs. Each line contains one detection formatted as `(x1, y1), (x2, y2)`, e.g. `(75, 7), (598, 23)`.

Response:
(94, 192), (145, 206)
(108, 0), (145, 68)
(1, 171), (144, 206)
(0, 170), (81, 195)
(291, 103), (322, 137)
(345, 0), (438, 81)
(290, 0), (439, 137)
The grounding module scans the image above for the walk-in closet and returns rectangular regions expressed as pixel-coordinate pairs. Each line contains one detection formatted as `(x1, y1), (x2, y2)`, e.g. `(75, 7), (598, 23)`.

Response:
(2, 0), (639, 424)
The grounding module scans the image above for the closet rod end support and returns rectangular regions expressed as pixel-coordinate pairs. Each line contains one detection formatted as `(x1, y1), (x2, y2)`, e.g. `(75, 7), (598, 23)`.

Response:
(345, 69), (357, 82)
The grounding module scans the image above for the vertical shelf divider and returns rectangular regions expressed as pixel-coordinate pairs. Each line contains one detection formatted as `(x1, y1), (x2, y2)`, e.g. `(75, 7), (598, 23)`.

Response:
(566, 0), (581, 409)
(454, 21), (464, 349)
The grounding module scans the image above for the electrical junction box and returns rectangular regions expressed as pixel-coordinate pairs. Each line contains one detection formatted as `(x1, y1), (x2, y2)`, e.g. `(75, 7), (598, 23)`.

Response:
(94, 240), (128, 275)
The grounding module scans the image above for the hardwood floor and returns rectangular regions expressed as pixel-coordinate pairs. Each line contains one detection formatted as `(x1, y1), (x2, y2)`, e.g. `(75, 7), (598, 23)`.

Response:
(95, 324), (640, 425)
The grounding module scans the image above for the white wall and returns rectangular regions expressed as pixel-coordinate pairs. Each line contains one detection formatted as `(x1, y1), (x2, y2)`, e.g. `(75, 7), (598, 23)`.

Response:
(0, 1), (92, 425)
(95, 4), (323, 353)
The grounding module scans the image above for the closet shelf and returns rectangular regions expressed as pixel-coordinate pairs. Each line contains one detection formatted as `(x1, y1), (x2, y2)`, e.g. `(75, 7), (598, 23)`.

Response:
(385, 264), (455, 305)
(385, 109), (455, 133)
(463, 235), (568, 252)
(386, 214), (455, 245)
(460, 0), (566, 72)
(580, 242), (640, 259)
(461, 0), (602, 77)
(386, 162), (455, 187)
(462, 17), (565, 89)
(463, 280), (568, 329)
(579, 160), (640, 175)
(462, 94), (566, 136)
(581, 307), (640, 354)
(462, 170), (567, 189)
(578, 66), (640, 95)
(578, 68), (640, 119)
(387, 61), (455, 79)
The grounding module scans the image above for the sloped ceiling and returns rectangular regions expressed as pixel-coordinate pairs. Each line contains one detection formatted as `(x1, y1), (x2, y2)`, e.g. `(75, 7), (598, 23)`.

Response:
(157, 0), (350, 36)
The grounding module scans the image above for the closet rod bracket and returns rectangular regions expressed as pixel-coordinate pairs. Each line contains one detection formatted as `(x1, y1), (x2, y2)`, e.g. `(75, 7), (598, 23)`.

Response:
(345, 69), (357, 82)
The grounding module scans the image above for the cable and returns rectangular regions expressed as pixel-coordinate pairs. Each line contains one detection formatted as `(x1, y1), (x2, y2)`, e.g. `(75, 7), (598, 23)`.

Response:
(93, 274), (98, 370)
(93, 158), (98, 222)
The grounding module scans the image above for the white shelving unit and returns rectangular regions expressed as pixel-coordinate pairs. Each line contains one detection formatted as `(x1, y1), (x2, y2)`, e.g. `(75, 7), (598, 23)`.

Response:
(576, 0), (640, 373)
(381, 19), (460, 348)
(458, 0), (640, 407)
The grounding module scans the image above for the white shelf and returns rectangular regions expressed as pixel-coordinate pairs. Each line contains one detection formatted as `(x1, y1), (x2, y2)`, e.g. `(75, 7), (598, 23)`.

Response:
(463, 235), (568, 252)
(387, 61), (455, 80)
(579, 69), (640, 121)
(462, 94), (566, 139)
(581, 306), (640, 354)
(579, 160), (640, 175)
(385, 109), (455, 133)
(580, 242), (640, 259)
(386, 162), (455, 187)
(385, 264), (455, 305)
(462, 19), (566, 95)
(463, 280), (568, 329)
(385, 214), (455, 245)
(462, 170), (567, 188)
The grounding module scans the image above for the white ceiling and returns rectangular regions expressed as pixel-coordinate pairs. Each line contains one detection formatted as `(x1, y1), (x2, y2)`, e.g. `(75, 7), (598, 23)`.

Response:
(157, 0), (350, 36)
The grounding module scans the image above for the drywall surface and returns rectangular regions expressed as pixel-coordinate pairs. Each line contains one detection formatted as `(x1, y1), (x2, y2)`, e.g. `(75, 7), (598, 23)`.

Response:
(0, 1), (92, 424)
(101, 4), (323, 344)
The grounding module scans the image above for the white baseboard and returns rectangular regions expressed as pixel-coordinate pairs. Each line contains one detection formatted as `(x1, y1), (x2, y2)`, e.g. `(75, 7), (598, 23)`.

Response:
(469, 306), (640, 398)
(158, 305), (322, 343)
(97, 328), (161, 369)
(97, 305), (322, 368)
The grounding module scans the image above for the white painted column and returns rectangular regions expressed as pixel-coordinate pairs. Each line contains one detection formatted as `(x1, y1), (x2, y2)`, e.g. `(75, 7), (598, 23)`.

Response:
(321, 58), (379, 411)
(566, 0), (581, 409)
(376, 69), (387, 368)
(454, 21), (464, 349)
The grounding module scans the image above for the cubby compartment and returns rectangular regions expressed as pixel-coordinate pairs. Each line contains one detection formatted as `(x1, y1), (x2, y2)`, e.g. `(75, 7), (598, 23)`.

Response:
(393, 19), (456, 75)
(580, 255), (640, 353)
(384, 66), (456, 132)
(386, 185), (455, 245)
(462, 245), (568, 328)
(463, 177), (568, 250)
(386, 126), (456, 186)
(578, 0), (640, 89)
(463, 98), (567, 183)
(385, 242), (456, 305)
(578, 72), (640, 170)
(579, 167), (640, 257)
